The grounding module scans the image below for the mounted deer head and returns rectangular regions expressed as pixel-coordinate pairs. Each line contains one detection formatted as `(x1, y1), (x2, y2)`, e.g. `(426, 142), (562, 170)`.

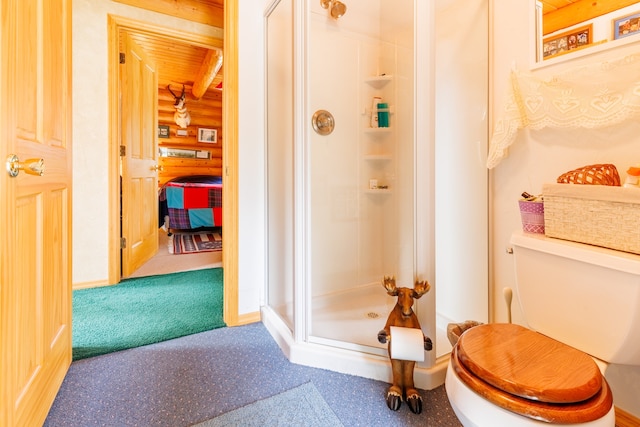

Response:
(167, 84), (191, 129)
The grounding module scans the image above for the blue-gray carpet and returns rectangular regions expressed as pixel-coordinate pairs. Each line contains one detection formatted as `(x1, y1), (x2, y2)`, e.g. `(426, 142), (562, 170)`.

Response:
(192, 382), (343, 427)
(44, 322), (462, 427)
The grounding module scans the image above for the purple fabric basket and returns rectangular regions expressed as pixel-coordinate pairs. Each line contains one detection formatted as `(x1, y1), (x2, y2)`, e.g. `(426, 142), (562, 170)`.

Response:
(518, 200), (545, 234)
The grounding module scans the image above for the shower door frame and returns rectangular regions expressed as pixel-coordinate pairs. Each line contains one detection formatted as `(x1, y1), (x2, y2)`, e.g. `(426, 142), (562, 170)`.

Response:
(263, 0), (488, 391)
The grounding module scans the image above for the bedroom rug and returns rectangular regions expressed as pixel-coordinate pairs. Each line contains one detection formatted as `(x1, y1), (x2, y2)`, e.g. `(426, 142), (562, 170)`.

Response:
(72, 268), (225, 360)
(191, 382), (343, 427)
(170, 231), (222, 254)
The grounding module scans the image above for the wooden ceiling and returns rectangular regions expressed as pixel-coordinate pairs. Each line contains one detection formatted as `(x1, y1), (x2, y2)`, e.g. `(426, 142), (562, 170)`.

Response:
(540, 0), (640, 35)
(123, 31), (223, 96)
(116, 0), (224, 97)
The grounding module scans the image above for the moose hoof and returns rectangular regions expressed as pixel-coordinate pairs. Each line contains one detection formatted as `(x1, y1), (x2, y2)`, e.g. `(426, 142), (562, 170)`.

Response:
(378, 330), (389, 344)
(407, 394), (423, 414)
(386, 391), (402, 411)
(424, 336), (433, 351)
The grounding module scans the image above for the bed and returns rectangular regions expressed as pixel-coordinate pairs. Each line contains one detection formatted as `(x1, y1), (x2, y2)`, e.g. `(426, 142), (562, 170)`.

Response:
(159, 175), (222, 231)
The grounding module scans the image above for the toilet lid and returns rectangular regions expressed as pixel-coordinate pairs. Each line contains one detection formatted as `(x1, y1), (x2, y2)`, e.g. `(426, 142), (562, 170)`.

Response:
(457, 323), (602, 404)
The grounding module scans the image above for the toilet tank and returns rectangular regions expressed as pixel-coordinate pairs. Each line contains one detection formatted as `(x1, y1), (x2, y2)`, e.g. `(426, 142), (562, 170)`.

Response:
(510, 231), (640, 366)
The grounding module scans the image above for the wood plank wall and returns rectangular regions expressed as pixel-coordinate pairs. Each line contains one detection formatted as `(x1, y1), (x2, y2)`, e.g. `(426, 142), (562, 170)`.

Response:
(157, 84), (223, 186)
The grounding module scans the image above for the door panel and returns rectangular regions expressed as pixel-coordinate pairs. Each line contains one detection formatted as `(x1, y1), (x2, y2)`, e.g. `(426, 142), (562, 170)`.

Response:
(1, 0), (73, 425)
(121, 32), (159, 278)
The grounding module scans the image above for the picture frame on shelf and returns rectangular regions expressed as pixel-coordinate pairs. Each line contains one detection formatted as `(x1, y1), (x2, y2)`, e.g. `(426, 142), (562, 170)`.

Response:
(175, 129), (189, 137)
(542, 24), (592, 60)
(198, 128), (217, 143)
(613, 11), (640, 40)
(158, 124), (170, 138)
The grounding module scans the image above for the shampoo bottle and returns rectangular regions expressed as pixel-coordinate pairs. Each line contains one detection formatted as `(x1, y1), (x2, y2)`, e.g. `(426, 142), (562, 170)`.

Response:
(370, 97), (382, 128)
(377, 103), (389, 128)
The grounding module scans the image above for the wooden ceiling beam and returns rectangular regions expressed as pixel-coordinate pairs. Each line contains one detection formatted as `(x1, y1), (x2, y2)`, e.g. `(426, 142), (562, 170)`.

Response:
(543, 0), (639, 35)
(192, 50), (223, 99)
(112, 0), (224, 28)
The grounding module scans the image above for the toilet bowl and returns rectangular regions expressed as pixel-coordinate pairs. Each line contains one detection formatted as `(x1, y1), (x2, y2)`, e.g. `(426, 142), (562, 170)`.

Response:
(445, 323), (615, 427)
(445, 231), (640, 426)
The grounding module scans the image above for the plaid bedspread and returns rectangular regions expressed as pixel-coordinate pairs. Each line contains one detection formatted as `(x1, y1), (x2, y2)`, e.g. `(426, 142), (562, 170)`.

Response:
(159, 181), (222, 229)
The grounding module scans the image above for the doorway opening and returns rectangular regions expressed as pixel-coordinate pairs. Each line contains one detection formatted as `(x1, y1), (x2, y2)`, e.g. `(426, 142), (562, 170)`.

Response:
(107, 16), (227, 281)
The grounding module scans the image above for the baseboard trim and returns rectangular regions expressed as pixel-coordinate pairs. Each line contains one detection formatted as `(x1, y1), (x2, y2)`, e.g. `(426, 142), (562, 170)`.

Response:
(235, 311), (261, 325)
(261, 306), (447, 390)
(616, 406), (640, 427)
(72, 279), (111, 290)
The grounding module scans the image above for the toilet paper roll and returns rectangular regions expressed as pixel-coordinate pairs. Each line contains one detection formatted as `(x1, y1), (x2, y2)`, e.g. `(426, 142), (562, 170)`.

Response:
(390, 326), (425, 362)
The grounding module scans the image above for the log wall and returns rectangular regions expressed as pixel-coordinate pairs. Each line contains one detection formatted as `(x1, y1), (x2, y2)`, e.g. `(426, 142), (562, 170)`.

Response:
(157, 84), (223, 186)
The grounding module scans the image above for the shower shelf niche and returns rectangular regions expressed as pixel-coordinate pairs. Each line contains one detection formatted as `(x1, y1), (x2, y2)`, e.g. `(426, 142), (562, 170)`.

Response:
(363, 154), (392, 160)
(364, 189), (392, 194)
(364, 127), (391, 133)
(364, 74), (393, 87)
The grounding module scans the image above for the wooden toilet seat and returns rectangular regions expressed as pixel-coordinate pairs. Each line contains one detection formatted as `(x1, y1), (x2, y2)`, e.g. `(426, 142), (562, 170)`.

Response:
(450, 323), (613, 424)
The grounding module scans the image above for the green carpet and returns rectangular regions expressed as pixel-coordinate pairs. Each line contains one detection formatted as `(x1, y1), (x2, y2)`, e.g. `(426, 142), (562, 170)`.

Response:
(73, 268), (225, 360)
(192, 382), (343, 427)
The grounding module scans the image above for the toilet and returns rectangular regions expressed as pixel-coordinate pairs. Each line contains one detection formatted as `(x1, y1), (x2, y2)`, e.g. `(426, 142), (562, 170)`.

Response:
(446, 231), (640, 427)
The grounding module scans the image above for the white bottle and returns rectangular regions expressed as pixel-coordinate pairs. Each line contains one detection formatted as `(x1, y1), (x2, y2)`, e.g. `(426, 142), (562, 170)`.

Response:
(370, 97), (381, 128)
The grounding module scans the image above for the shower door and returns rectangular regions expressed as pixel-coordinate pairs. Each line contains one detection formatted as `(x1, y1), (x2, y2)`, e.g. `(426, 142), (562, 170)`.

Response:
(307, 0), (432, 357)
(266, 0), (295, 331)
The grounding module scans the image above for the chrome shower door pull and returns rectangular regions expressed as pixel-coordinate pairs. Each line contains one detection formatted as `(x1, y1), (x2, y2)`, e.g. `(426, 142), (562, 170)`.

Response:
(312, 110), (335, 135)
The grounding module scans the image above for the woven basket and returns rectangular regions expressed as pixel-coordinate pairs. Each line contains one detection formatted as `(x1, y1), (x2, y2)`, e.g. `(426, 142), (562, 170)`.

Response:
(518, 200), (545, 234)
(556, 163), (620, 186)
(543, 183), (640, 254)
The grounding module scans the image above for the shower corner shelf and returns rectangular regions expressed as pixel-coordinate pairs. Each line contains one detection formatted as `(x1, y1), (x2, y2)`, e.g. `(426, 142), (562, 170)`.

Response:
(364, 154), (392, 161)
(364, 127), (391, 134)
(364, 75), (393, 86)
(365, 188), (392, 194)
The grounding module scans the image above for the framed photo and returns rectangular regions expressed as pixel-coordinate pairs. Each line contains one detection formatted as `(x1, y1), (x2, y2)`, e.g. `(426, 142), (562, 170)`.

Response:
(175, 129), (189, 137)
(542, 24), (592, 60)
(158, 125), (170, 138)
(197, 128), (217, 143)
(159, 147), (211, 159)
(613, 12), (640, 40)
(159, 147), (196, 159)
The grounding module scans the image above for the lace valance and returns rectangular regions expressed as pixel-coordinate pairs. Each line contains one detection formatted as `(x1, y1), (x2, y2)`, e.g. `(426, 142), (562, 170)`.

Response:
(487, 54), (640, 169)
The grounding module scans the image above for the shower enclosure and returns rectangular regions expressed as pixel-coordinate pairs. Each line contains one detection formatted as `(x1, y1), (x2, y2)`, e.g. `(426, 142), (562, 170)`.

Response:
(264, 0), (488, 387)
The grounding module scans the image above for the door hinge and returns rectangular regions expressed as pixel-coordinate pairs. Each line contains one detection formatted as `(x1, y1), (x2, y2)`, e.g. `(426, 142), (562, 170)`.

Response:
(119, 52), (126, 64)
(120, 145), (126, 156)
(120, 237), (127, 249)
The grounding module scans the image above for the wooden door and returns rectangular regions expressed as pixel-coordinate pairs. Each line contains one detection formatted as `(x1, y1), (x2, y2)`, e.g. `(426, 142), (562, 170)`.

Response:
(120, 32), (159, 278)
(0, 0), (73, 425)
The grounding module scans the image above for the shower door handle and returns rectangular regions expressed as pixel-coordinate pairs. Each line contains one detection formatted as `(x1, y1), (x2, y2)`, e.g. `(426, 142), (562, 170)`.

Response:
(312, 110), (335, 135)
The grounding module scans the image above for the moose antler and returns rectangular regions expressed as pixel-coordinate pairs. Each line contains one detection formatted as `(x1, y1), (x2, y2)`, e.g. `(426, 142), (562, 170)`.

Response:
(382, 276), (398, 296)
(412, 280), (431, 298)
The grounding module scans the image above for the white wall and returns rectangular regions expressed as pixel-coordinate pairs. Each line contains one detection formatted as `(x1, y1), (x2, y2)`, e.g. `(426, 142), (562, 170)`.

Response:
(491, 0), (640, 416)
(434, 0), (489, 328)
(237, 1), (266, 314)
